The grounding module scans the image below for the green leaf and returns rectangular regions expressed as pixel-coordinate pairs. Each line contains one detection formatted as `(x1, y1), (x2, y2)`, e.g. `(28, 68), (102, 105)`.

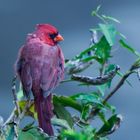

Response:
(91, 5), (101, 16)
(76, 36), (111, 64)
(60, 126), (96, 140)
(102, 15), (120, 23)
(104, 64), (117, 88)
(53, 95), (82, 112)
(96, 84), (107, 96)
(97, 114), (122, 137)
(99, 137), (108, 140)
(81, 104), (92, 120)
(60, 130), (88, 140)
(70, 92), (102, 105)
(51, 117), (72, 130)
(104, 102), (116, 114)
(98, 112), (108, 125)
(96, 64), (117, 95)
(53, 102), (74, 128)
(82, 56), (102, 62)
(17, 84), (24, 100)
(94, 36), (111, 63)
(119, 39), (140, 57)
(76, 44), (96, 59)
(105, 64), (116, 74)
(117, 32), (126, 39)
(18, 128), (48, 140)
(6, 124), (15, 140)
(18, 101), (37, 119)
(99, 24), (117, 46)
(133, 58), (140, 69)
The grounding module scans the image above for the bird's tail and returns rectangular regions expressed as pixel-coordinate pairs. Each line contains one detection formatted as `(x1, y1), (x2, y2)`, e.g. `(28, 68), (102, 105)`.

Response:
(34, 93), (54, 136)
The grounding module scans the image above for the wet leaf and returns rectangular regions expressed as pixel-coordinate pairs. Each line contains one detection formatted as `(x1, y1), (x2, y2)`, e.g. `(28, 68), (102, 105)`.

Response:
(102, 15), (120, 23)
(70, 92), (102, 105)
(6, 124), (15, 140)
(53, 95), (82, 112)
(53, 102), (73, 128)
(104, 102), (116, 114)
(17, 88), (24, 100)
(60, 130), (88, 140)
(98, 112), (108, 125)
(96, 84), (107, 96)
(81, 104), (92, 120)
(18, 127), (48, 140)
(99, 24), (117, 46)
(18, 100), (37, 119)
(119, 39), (140, 57)
(91, 5), (101, 16)
(94, 36), (111, 64)
(97, 114), (122, 137)
(51, 117), (71, 130)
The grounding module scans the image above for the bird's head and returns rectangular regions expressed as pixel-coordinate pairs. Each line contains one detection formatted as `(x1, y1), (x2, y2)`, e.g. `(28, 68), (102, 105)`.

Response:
(35, 24), (64, 46)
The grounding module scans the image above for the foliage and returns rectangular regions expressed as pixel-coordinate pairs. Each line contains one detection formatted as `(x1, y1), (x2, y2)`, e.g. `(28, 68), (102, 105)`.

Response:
(1, 5), (140, 140)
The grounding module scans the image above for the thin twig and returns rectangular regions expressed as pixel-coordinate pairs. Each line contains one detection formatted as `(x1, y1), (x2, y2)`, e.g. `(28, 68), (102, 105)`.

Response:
(87, 61), (140, 120)
(12, 75), (20, 115)
(87, 71), (133, 120)
(103, 62), (138, 103)
(16, 100), (33, 125)
(61, 79), (74, 84)
(65, 60), (93, 74)
(103, 71), (133, 103)
(2, 107), (16, 126)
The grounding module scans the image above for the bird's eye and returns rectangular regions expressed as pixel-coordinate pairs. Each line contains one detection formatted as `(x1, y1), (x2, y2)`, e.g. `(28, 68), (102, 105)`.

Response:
(49, 32), (58, 39)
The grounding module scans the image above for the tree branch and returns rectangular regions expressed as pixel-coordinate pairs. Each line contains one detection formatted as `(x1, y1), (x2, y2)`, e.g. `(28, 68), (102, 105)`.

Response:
(103, 61), (139, 103)
(103, 71), (133, 103)
(71, 65), (120, 85)
(12, 76), (20, 116)
(87, 60), (140, 120)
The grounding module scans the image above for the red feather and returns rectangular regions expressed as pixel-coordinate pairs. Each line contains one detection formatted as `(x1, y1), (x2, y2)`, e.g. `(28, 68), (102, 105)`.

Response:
(15, 24), (64, 135)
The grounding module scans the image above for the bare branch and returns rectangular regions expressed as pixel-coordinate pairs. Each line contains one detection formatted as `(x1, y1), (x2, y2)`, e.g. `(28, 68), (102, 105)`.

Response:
(87, 60), (140, 120)
(16, 100), (33, 125)
(12, 76), (20, 116)
(65, 60), (93, 74)
(103, 60), (140, 103)
(71, 65), (120, 85)
(103, 71), (133, 103)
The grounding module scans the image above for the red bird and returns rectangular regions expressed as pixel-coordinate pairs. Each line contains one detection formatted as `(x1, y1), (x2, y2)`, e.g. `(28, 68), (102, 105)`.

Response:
(15, 24), (64, 135)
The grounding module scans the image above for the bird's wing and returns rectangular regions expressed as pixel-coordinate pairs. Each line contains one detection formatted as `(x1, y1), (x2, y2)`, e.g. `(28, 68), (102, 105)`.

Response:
(57, 46), (65, 80)
(15, 47), (32, 97)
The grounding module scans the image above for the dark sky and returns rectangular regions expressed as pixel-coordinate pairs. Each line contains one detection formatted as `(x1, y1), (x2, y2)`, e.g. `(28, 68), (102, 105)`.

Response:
(0, 0), (140, 139)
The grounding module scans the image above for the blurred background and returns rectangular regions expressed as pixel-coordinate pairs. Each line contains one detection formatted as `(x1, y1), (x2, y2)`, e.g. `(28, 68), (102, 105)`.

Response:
(0, 0), (140, 139)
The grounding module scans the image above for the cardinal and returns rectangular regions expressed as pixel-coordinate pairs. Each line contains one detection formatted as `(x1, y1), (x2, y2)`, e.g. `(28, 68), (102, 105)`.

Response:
(15, 24), (64, 135)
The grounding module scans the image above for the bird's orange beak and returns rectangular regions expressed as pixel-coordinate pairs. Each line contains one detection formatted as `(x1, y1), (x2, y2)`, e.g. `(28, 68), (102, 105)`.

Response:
(54, 34), (64, 42)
